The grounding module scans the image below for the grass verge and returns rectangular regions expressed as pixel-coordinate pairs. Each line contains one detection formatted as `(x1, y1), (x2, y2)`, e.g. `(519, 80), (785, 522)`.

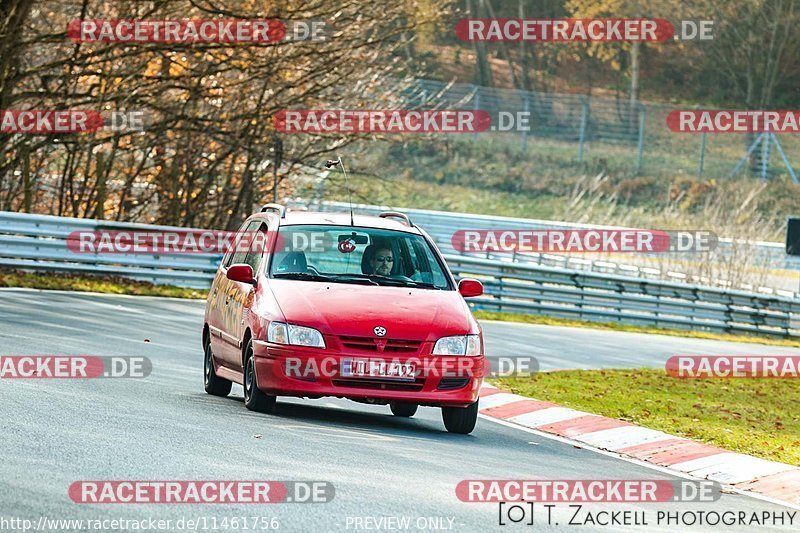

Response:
(472, 310), (800, 348)
(0, 269), (207, 299)
(494, 369), (800, 466)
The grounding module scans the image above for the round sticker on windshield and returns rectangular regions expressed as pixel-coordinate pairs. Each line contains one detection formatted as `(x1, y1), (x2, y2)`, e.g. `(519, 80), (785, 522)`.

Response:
(338, 239), (356, 253)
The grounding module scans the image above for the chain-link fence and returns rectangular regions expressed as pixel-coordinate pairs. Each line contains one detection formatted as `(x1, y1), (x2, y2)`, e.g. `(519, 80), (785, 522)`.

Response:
(405, 79), (800, 181)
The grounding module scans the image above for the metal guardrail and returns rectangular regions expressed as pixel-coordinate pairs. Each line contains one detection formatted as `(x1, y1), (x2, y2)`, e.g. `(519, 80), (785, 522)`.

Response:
(447, 255), (800, 337)
(0, 212), (220, 288)
(1, 210), (799, 337)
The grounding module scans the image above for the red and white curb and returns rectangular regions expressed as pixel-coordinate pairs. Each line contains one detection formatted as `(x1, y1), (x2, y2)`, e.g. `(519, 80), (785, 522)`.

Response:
(479, 384), (800, 507)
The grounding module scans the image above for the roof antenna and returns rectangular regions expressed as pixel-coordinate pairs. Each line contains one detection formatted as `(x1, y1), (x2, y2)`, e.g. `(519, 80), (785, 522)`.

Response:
(325, 156), (354, 226)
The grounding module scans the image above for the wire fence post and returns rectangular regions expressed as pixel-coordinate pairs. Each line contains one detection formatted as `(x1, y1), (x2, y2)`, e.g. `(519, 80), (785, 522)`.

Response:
(578, 96), (588, 163)
(698, 131), (707, 177)
(635, 104), (646, 174)
(473, 90), (481, 141)
(761, 133), (771, 180)
(521, 91), (529, 152)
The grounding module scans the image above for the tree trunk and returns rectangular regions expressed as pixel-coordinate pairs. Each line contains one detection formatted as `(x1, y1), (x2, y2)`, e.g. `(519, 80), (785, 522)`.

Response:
(469, 0), (494, 87)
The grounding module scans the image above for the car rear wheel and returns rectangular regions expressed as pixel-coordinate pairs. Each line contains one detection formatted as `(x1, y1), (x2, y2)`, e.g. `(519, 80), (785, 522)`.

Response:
(204, 340), (232, 397)
(441, 400), (478, 434)
(389, 402), (418, 417)
(243, 340), (277, 413)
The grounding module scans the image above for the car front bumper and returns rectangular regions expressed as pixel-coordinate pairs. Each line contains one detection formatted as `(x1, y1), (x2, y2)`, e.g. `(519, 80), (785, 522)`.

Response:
(252, 341), (485, 407)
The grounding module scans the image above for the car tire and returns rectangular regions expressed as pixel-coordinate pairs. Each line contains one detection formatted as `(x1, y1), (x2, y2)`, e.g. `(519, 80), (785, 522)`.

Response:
(243, 340), (277, 414)
(441, 400), (479, 434)
(389, 402), (418, 417)
(204, 340), (232, 397)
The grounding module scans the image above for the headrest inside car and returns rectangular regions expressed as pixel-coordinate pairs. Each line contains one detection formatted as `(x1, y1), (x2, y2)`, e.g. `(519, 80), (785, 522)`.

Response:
(276, 251), (307, 273)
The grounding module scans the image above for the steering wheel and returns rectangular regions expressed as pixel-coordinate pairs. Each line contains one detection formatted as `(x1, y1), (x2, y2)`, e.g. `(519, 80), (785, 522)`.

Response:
(306, 265), (322, 275)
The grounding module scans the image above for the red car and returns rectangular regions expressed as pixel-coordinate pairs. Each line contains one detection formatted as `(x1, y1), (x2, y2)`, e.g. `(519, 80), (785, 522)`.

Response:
(202, 205), (486, 434)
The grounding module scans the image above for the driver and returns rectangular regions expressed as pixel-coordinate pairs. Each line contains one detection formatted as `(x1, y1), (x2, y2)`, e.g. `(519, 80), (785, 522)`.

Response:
(369, 246), (395, 276)
(363, 244), (413, 280)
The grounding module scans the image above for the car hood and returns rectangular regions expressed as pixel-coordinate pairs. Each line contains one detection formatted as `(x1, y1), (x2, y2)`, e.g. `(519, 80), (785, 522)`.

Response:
(269, 280), (475, 341)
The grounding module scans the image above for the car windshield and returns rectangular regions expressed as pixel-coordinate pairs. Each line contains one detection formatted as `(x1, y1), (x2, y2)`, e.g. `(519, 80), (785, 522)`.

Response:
(269, 225), (451, 290)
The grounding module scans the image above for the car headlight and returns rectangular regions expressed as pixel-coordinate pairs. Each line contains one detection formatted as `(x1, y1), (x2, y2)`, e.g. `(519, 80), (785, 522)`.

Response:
(268, 322), (326, 349)
(433, 335), (481, 356)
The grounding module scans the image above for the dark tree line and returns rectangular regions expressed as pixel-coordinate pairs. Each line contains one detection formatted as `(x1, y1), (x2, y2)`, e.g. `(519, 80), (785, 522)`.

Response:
(0, 0), (433, 228)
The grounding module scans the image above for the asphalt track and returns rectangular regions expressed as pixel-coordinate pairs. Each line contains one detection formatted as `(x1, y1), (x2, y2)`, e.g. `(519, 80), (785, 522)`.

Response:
(1, 289), (798, 532)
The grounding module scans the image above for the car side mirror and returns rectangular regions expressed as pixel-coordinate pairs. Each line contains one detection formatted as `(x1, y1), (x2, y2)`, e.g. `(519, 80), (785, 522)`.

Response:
(458, 278), (483, 298)
(227, 263), (257, 285)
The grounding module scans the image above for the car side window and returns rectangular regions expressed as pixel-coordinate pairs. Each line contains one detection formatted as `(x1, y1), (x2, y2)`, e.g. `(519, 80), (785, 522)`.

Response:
(409, 240), (446, 286)
(222, 221), (250, 268)
(227, 220), (261, 268)
(242, 222), (268, 275)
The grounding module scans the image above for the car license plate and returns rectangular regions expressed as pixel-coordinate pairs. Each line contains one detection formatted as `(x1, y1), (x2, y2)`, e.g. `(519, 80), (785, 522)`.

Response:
(341, 359), (416, 381)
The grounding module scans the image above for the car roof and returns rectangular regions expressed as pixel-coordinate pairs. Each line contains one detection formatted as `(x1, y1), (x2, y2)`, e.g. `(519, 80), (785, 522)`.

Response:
(248, 210), (422, 234)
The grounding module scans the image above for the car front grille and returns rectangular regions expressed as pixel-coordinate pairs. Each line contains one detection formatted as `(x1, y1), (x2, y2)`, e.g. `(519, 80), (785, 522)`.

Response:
(338, 336), (422, 353)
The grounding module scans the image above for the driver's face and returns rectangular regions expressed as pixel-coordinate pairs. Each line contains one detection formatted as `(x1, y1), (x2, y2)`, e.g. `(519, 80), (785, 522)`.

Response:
(371, 248), (393, 276)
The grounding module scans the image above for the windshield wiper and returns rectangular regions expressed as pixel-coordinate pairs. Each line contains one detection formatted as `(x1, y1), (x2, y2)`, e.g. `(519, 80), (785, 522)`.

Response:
(273, 272), (377, 285)
(400, 280), (441, 289)
(344, 274), (442, 289)
(272, 272), (336, 282)
(327, 274), (380, 285)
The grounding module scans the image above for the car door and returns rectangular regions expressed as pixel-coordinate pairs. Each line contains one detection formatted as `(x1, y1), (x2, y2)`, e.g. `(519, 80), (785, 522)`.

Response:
(216, 220), (262, 367)
(225, 220), (270, 371)
(207, 221), (247, 361)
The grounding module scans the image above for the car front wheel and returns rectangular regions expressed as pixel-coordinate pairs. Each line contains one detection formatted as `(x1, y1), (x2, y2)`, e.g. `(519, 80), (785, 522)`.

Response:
(243, 340), (277, 413)
(204, 340), (232, 397)
(442, 400), (478, 434)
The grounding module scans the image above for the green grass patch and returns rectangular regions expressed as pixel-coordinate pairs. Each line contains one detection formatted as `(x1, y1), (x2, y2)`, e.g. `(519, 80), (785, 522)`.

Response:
(473, 310), (800, 348)
(495, 369), (800, 466)
(0, 269), (207, 299)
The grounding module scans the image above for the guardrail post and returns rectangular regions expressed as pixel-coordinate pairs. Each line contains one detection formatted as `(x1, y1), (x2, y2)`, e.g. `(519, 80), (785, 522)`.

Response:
(497, 274), (504, 313)
(571, 273), (584, 320)
(654, 289), (661, 329)
(724, 296), (734, 334)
